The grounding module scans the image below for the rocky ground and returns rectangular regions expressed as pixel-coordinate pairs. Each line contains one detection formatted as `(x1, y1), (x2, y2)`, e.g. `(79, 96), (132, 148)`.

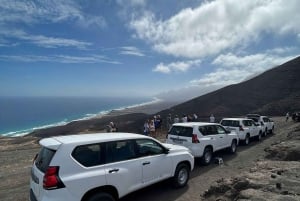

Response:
(0, 117), (299, 201)
(202, 120), (300, 201)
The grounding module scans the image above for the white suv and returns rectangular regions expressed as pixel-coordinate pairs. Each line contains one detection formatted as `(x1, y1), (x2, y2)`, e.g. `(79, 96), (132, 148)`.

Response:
(30, 133), (194, 201)
(220, 118), (263, 145)
(246, 114), (275, 135)
(165, 122), (239, 165)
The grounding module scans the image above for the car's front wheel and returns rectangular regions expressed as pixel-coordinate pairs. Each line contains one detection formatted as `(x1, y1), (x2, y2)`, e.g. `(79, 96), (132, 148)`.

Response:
(257, 132), (262, 141)
(229, 140), (237, 153)
(87, 192), (115, 201)
(244, 134), (250, 145)
(172, 163), (190, 188)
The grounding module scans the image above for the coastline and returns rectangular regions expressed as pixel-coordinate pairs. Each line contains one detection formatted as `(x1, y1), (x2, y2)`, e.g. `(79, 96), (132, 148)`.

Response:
(1, 97), (178, 138)
(27, 100), (179, 138)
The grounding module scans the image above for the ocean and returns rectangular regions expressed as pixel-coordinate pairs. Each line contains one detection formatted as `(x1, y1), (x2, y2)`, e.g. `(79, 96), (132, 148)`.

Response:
(0, 96), (155, 137)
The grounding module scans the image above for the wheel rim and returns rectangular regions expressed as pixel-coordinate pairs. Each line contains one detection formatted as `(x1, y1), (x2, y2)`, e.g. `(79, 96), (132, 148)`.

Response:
(204, 150), (212, 163)
(231, 142), (236, 152)
(245, 136), (249, 144)
(178, 168), (188, 185)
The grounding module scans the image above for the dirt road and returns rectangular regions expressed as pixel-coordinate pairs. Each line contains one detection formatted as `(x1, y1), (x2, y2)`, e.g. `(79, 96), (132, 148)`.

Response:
(0, 117), (297, 201)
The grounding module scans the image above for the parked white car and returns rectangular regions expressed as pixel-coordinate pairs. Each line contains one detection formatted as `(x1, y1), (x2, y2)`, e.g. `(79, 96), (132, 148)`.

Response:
(220, 118), (263, 145)
(30, 133), (194, 201)
(166, 122), (239, 165)
(246, 114), (275, 135)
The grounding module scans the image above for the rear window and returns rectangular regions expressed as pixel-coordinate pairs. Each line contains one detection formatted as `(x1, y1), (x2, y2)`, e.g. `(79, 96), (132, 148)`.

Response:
(221, 120), (240, 127)
(72, 144), (103, 167)
(169, 126), (193, 137)
(35, 147), (56, 173)
(242, 120), (253, 127)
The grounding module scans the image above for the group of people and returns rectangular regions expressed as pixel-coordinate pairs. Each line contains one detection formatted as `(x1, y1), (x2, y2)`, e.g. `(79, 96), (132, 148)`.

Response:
(143, 115), (163, 137)
(144, 113), (216, 137)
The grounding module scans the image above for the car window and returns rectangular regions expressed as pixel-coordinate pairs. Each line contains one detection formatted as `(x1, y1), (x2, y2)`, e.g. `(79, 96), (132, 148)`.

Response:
(168, 126), (193, 137)
(216, 125), (226, 134)
(35, 147), (56, 173)
(201, 125), (217, 135)
(242, 120), (252, 127)
(136, 139), (164, 157)
(72, 144), (103, 167)
(263, 117), (269, 122)
(221, 120), (240, 127)
(105, 140), (137, 163)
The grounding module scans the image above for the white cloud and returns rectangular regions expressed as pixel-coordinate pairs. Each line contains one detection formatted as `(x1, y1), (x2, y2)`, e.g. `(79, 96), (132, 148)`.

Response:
(0, 30), (91, 49)
(153, 60), (201, 74)
(130, 0), (300, 58)
(191, 52), (298, 86)
(0, 0), (106, 28)
(0, 54), (121, 64)
(120, 46), (145, 57)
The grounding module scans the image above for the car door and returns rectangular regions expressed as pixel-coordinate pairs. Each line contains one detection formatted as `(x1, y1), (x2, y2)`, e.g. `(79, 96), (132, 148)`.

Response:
(203, 125), (222, 150)
(104, 140), (143, 197)
(135, 139), (173, 187)
(215, 125), (230, 149)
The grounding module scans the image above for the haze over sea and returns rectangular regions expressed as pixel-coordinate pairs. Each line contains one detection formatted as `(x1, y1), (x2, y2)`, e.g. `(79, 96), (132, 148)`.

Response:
(0, 96), (154, 137)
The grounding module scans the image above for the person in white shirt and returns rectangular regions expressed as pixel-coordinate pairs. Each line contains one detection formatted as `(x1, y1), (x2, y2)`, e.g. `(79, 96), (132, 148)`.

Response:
(209, 114), (215, 123)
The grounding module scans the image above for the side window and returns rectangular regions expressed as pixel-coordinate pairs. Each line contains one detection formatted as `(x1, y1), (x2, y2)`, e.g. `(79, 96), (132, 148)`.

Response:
(105, 140), (137, 163)
(136, 139), (164, 157)
(216, 125), (226, 134)
(202, 125), (217, 135)
(72, 144), (103, 167)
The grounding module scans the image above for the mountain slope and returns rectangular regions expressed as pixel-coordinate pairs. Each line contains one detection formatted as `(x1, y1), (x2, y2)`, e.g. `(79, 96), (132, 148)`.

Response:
(160, 56), (300, 117)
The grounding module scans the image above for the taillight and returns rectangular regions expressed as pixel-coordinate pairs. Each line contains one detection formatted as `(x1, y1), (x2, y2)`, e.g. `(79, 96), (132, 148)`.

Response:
(43, 166), (65, 190)
(192, 134), (200, 143)
(239, 126), (244, 131)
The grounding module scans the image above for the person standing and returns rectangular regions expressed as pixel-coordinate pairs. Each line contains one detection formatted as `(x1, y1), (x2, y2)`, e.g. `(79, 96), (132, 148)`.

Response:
(167, 114), (172, 130)
(209, 114), (215, 123)
(143, 119), (150, 136)
(149, 119), (156, 138)
(286, 112), (290, 122)
(174, 115), (180, 123)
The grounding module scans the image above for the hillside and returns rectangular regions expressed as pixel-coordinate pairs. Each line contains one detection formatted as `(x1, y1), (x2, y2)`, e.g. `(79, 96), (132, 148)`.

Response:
(159, 56), (300, 118)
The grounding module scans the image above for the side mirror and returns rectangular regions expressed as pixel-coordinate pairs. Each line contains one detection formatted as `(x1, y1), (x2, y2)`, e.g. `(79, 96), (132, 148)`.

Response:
(164, 148), (170, 154)
(226, 130), (231, 134)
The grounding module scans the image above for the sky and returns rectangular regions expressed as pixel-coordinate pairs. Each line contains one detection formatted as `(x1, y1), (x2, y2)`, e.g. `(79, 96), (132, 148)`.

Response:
(0, 0), (300, 99)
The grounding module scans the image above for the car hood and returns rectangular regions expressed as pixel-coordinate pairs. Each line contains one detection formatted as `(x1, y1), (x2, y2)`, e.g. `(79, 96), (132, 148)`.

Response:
(162, 143), (190, 152)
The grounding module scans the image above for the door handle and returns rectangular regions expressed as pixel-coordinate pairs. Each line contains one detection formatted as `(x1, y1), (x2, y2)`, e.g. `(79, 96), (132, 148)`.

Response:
(143, 161), (150, 165)
(108, 168), (119, 173)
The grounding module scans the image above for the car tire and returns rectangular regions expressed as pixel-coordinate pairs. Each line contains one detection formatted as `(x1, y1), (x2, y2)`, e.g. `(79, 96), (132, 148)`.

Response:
(201, 147), (213, 165)
(244, 134), (250, 145)
(172, 163), (190, 188)
(87, 192), (115, 201)
(257, 132), (262, 141)
(264, 128), (268, 136)
(270, 126), (274, 134)
(229, 140), (237, 154)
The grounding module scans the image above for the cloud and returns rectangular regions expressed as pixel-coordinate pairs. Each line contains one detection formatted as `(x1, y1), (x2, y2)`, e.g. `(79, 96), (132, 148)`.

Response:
(130, 0), (300, 58)
(120, 46), (145, 57)
(0, 30), (91, 49)
(191, 52), (298, 86)
(153, 60), (201, 74)
(0, 54), (121, 64)
(0, 0), (106, 28)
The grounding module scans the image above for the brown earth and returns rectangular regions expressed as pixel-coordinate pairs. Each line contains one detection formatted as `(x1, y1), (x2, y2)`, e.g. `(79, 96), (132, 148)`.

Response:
(0, 117), (299, 201)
